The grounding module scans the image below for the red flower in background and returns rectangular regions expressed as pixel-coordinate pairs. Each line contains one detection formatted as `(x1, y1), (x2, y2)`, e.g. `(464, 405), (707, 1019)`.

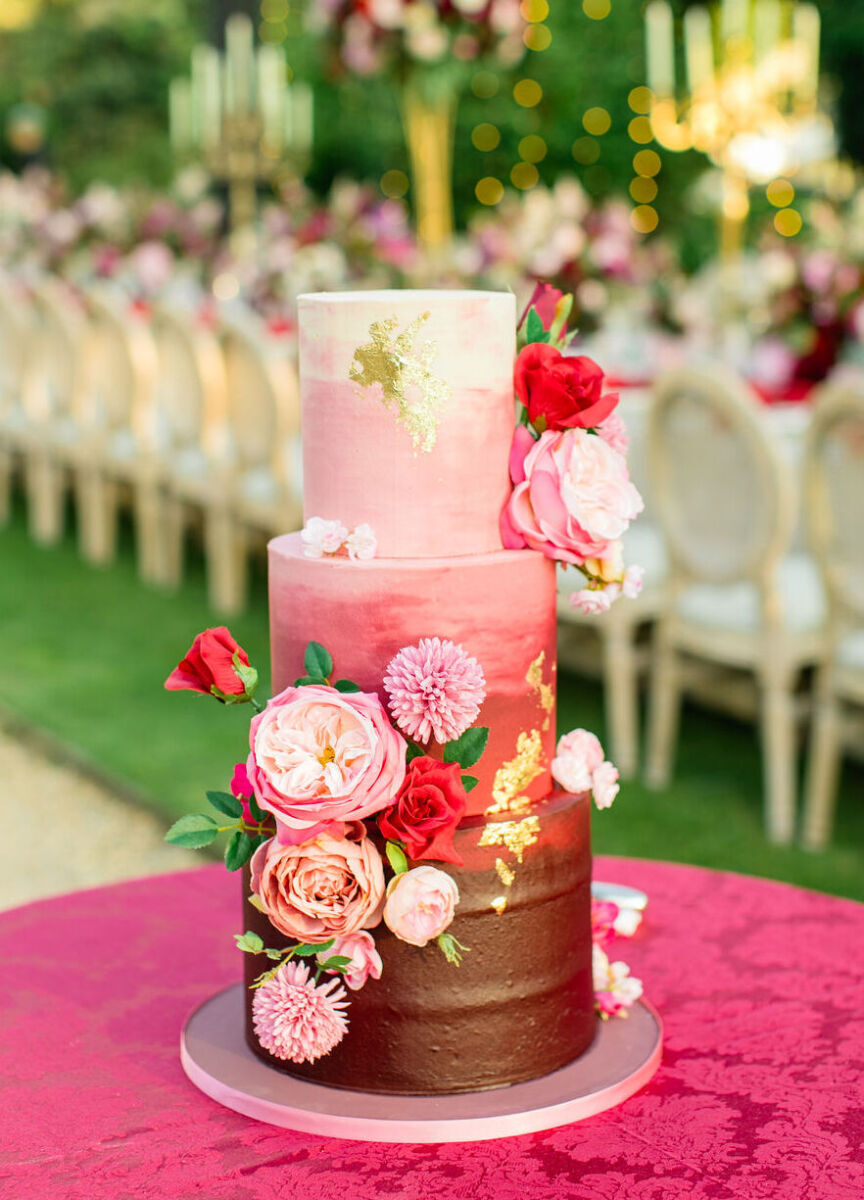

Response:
(164, 627), (255, 702)
(515, 343), (619, 432)
(378, 756), (468, 866)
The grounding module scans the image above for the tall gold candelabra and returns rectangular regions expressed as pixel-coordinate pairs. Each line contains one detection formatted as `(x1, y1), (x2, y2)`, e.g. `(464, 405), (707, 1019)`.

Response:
(169, 14), (313, 233)
(644, 0), (832, 258)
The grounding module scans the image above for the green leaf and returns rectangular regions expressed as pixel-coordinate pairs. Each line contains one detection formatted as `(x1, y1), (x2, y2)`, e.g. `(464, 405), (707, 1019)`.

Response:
(224, 830), (254, 872)
(165, 813), (218, 848)
(304, 641), (333, 680)
(386, 841), (409, 875)
(248, 892), (266, 913)
(293, 939), (335, 957)
(206, 789), (243, 819)
(247, 792), (267, 822)
(461, 775), (479, 793)
(444, 726), (489, 769)
(234, 931), (264, 954)
(525, 307), (545, 344)
(405, 742), (425, 763)
(334, 679), (361, 693)
(232, 652), (259, 698)
(294, 674), (326, 687)
(265, 948), (285, 960)
(318, 955), (353, 972)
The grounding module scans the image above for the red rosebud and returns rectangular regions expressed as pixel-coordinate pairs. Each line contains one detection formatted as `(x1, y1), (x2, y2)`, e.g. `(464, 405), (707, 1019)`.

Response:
(164, 626), (256, 702)
(514, 342), (619, 432)
(518, 282), (565, 332)
(378, 756), (468, 867)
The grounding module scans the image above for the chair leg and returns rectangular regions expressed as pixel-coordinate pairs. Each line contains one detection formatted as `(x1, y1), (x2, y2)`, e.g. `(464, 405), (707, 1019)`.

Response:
(759, 666), (798, 845)
(0, 444), (12, 526)
(645, 622), (681, 790)
(160, 494), (186, 590)
(76, 468), (118, 565)
(204, 506), (248, 615)
(25, 451), (64, 544)
(801, 669), (843, 851)
(133, 476), (167, 587)
(603, 620), (640, 779)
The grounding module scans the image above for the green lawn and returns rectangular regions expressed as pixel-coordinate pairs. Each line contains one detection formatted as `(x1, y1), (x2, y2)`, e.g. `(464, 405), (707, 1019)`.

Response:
(2, 500), (863, 901)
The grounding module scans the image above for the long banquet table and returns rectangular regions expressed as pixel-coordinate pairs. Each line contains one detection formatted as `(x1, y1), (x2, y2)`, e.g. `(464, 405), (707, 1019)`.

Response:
(2, 858), (863, 1199)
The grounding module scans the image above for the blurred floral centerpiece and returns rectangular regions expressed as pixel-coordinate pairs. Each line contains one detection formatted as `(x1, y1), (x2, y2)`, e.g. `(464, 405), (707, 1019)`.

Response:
(311, 1), (526, 250)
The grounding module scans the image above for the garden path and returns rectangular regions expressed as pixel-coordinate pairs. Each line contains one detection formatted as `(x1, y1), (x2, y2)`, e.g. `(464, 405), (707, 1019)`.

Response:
(0, 722), (197, 911)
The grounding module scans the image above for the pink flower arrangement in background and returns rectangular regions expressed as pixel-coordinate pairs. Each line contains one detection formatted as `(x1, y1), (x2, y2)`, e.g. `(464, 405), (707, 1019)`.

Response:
(317, 930), (383, 991)
(250, 822), (385, 942)
(552, 728), (620, 810)
(384, 637), (486, 744)
(251, 960), (349, 1063)
(247, 684), (406, 837)
(383, 865), (459, 946)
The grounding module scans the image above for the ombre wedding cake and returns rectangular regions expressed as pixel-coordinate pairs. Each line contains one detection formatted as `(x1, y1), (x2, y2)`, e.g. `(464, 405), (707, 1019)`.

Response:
(167, 287), (645, 1097)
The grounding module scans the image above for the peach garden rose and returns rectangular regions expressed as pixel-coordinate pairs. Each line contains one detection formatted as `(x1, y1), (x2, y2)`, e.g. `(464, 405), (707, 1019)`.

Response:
(247, 684), (407, 840)
(250, 822), (386, 943)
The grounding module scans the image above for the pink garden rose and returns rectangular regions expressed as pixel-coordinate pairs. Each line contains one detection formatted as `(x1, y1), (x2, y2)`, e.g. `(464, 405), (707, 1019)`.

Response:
(596, 410), (630, 456)
(551, 728), (605, 793)
(318, 930), (383, 991)
(501, 424), (643, 567)
(383, 865), (459, 947)
(570, 588), (612, 616)
(250, 822), (386, 943)
(247, 684), (407, 840)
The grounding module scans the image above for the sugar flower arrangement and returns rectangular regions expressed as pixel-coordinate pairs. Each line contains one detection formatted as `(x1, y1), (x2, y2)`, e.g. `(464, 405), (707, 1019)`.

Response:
(501, 282), (645, 614)
(591, 896), (643, 1020)
(164, 626), (491, 1064)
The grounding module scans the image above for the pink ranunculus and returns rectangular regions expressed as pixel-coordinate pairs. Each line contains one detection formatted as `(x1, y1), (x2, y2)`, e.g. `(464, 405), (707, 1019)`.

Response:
(247, 685), (407, 839)
(551, 728), (604, 793)
(250, 823), (385, 943)
(592, 760), (620, 810)
(501, 426), (643, 567)
(318, 930), (382, 991)
(570, 587), (612, 616)
(383, 866), (459, 947)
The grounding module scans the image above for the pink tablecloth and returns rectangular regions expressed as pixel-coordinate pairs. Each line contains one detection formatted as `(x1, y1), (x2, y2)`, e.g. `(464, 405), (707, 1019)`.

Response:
(2, 858), (863, 1200)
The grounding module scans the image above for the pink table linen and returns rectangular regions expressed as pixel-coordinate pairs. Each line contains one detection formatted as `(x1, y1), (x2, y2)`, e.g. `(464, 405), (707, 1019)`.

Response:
(2, 857), (863, 1200)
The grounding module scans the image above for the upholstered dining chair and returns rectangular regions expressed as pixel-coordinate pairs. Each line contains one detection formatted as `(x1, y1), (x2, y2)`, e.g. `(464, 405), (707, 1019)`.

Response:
(801, 384), (864, 849)
(644, 368), (826, 843)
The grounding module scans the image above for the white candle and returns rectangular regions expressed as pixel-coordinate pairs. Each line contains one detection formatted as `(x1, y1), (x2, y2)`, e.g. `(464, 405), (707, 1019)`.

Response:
(169, 77), (193, 153)
(191, 43), (221, 150)
(754, 0), (781, 64)
(225, 12), (253, 116)
(720, 0), (748, 44)
(684, 6), (714, 93)
(645, 1), (675, 98)
(257, 45), (286, 149)
(793, 2), (821, 104)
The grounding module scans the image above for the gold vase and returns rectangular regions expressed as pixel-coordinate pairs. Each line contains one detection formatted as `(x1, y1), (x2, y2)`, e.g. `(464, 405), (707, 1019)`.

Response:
(402, 82), (456, 254)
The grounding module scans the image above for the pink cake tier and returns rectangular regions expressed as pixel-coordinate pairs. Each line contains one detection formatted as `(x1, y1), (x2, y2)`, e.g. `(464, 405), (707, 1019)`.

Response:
(269, 532), (558, 818)
(298, 290), (516, 559)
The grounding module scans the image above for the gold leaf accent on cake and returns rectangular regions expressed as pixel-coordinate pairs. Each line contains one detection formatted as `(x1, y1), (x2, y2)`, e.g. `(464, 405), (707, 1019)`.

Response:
(486, 729), (545, 815)
(495, 858), (516, 888)
(349, 312), (450, 453)
(478, 815), (541, 863)
(491, 895), (508, 915)
(526, 650), (555, 731)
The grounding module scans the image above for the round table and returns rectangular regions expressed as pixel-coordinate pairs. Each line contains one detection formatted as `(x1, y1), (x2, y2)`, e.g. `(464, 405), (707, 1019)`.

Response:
(2, 858), (863, 1200)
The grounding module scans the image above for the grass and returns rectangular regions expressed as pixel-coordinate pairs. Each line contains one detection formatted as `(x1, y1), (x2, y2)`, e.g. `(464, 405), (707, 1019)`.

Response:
(1, 498), (863, 902)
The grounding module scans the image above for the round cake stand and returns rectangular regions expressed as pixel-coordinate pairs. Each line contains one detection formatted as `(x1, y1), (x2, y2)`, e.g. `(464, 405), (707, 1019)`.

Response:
(181, 984), (662, 1143)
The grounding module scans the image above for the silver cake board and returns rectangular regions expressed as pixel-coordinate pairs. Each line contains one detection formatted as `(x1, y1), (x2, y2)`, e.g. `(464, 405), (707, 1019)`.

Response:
(181, 984), (662, 1143)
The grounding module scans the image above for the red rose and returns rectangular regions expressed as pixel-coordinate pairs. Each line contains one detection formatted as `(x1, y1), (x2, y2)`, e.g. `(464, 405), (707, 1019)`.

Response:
(378, 756), (468, 867)
(515, 343), (619, 432)
(518, 282), (564, 332)
(164, 626), (255, 701)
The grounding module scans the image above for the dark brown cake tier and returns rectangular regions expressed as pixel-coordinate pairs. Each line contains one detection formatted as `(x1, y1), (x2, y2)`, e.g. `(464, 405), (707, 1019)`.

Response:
(241, 790), (596, 1096)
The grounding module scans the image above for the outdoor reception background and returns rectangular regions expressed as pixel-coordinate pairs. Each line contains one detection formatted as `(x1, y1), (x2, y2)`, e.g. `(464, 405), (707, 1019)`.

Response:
(0, 0), (863, 911)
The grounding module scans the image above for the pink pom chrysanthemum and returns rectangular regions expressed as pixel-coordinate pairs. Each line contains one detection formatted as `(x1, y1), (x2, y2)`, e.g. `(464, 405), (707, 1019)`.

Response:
(252, 960), (349, 1064)
(383, 637), (486, 745)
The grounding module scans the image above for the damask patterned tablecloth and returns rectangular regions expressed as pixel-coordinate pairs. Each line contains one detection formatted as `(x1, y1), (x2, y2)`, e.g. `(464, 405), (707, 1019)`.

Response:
(2, 857), (863, 1200)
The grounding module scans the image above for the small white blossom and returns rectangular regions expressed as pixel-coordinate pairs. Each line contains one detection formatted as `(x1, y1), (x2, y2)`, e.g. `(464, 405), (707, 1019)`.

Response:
(301, 517), (348, 559)
(345, 523), (378, 561)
